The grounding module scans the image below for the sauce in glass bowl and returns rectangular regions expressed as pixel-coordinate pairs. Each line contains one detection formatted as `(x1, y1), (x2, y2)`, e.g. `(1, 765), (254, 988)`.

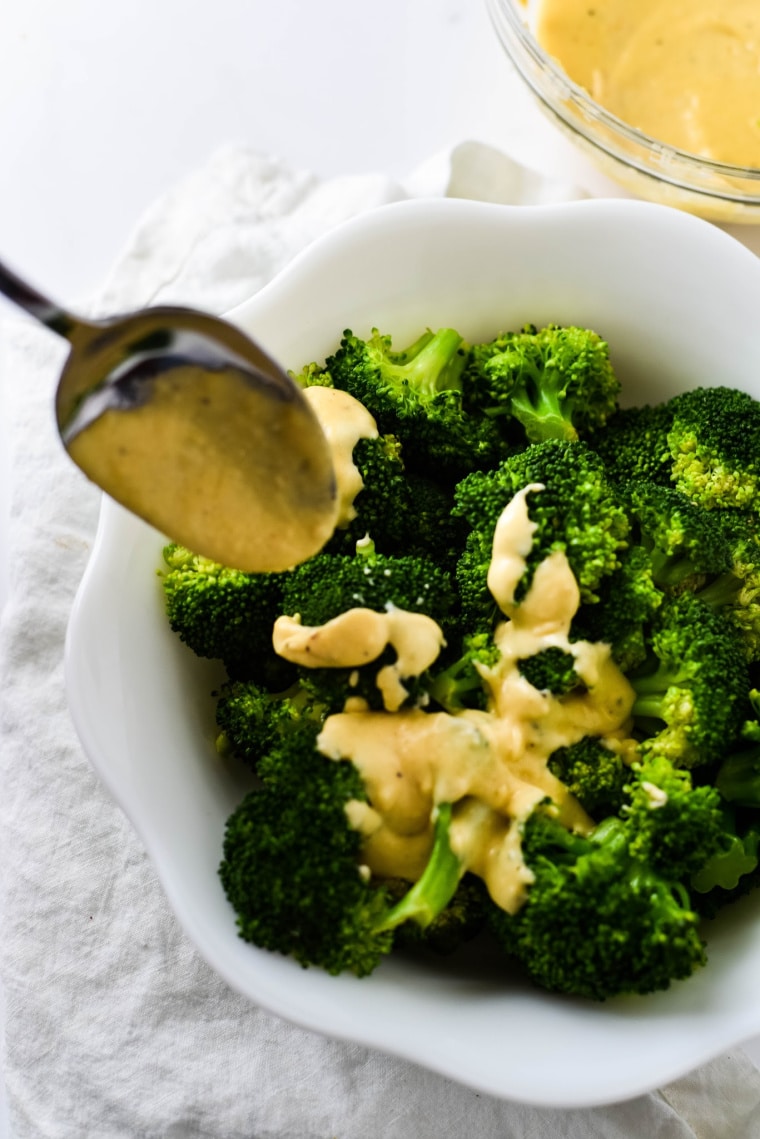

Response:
(535, 0), (760, 166)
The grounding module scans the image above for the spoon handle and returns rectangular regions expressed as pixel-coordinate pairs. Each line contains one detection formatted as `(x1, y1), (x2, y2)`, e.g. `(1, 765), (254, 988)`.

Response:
(0, 258), (78, 339)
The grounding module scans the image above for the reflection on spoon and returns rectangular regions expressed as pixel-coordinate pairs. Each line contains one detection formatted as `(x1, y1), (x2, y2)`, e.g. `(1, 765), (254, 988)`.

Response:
(0, 258), (339, 572)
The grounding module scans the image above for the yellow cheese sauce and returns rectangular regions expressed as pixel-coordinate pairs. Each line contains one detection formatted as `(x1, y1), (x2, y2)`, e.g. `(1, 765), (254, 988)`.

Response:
(273, 606), (446, 712)
(535, 0), (760, 166)
(302, 386), (378, 528)
(275, 484), (638, 915)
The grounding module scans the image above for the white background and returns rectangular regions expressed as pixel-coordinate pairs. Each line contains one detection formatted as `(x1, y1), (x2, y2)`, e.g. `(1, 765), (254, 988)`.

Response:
(2, 0), (760, 1133)
(0, 0), (658, 303)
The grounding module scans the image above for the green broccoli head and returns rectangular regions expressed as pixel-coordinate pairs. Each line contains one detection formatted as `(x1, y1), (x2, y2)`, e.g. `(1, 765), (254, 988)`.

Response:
(622, 754), (730, 881)
(465, 324), (620, 444)
(573, 545), (663, 674)
(325, 328), (508, 477)
(626, 481), (734, 590)
(219, 727), (395, 976)
(454, 439), (629, 625)
(547, 737), (629, 818)
(214, 677), (326, 771)
(325, 433), (412, 556)
(221, 733), (469, 976)
(517, 647), (582, 696)
(629, 592), (751, 768)
(280, 541), (458, 631)
(161, 544), (287, 681)
(667, 387), (760, 512)
(588, 402), (676, 488)
(580, 497), (760, 673)
(278, 541), (457, 713)
(289, 360), (334, 389)
(489, 812), (706, 1001)
(696, 512), (760, 662)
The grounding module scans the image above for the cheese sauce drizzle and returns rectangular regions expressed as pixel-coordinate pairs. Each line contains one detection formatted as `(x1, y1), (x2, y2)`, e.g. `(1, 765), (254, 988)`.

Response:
(302, 386), (378, 528)
(273, 608), (445, 712)
(278, 484), (638, 915)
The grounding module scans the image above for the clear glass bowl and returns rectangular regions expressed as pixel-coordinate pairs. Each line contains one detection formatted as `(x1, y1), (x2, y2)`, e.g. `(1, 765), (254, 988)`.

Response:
(486, 0), (760, 223)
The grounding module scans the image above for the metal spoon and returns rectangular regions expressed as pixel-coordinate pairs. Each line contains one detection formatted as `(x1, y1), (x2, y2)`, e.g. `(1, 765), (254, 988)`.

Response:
(0, 258), (338, 573)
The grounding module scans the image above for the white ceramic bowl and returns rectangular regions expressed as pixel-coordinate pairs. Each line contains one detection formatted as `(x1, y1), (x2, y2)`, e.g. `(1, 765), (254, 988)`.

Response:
(66, 198), (760, 1108)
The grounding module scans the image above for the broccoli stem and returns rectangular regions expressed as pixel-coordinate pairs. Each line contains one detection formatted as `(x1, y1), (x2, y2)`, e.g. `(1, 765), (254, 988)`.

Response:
(386, 329), (464, 400)
(511, 378), (578, 443)
(648, 548), (699, 589)
(429, 658), (486, 712)
(589, 815), (629, 853)
(697, 572), (743, 609)
(716, 745), (760, 807)
(631, 693), (668, 720)
(629, 662), (693, 720)
(375, 803), (463, 931)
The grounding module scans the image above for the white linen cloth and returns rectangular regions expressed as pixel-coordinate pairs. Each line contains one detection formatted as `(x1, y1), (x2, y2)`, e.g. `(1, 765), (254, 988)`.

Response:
(2, 141), (760, 1138)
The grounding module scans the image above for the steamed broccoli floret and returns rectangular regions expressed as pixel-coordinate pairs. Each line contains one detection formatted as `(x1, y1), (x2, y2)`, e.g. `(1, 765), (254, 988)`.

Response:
(695, 513), (760, 662)
(465, 324), (620, 444)
(219, 728), (395, 976)
(279, 540), (457, 712)
(325, 328), (507, 476)
(289, 360), (334, 388)
(667, 387), (760, 512)
(461, 329), (518, 384)
(161, 544), (287, 681)
(325, 433), (412, 556)
(220, 733), (466, 976)
(489, 812), (706, 1001)
(629, 593), (750, 768)
(600, 486), (760, 664)
(622, 754), (729, 881)
(573, 545), (663, 673)
(588, 402), (676, 487)
(454, 439), (629, 624)
(626, 481), (733, 591)
(547, 737), (629, 818)
(281, 539), (458, 631)
(517, 647), (582, 695)
(215, 677), (326, 770)
(491, 753), (735, 998)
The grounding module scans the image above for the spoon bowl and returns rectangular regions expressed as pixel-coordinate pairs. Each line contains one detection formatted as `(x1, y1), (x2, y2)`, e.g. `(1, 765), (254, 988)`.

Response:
(0, 260), (338, 572)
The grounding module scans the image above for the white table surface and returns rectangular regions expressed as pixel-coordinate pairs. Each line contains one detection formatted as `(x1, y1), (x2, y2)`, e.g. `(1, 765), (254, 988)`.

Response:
(2, 1), (760, 1133)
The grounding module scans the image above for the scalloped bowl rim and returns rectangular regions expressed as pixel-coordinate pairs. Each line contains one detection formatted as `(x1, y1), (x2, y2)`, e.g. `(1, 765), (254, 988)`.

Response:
(66, 197), (760, 1108)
